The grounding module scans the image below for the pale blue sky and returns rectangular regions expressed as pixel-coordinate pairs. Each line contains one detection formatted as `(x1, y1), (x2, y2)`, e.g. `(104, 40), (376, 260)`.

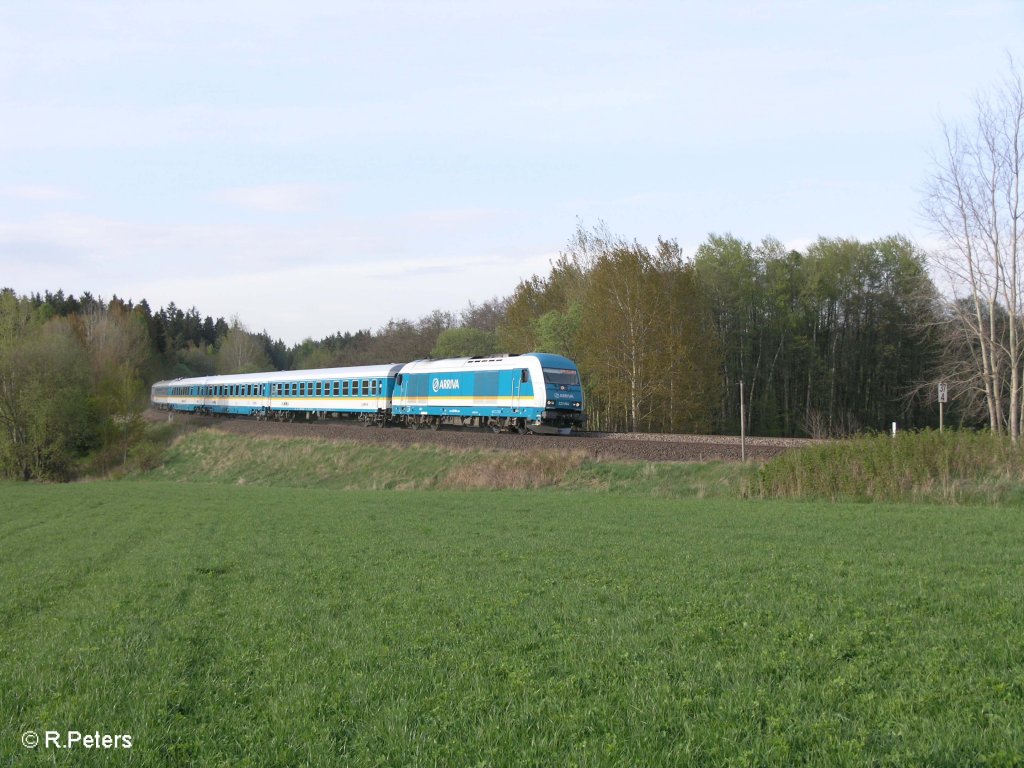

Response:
(2, 1), (1021, 343)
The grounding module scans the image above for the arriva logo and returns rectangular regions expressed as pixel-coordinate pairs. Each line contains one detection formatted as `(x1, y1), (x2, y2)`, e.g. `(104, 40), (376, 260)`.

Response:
(432, 378), (460, 393)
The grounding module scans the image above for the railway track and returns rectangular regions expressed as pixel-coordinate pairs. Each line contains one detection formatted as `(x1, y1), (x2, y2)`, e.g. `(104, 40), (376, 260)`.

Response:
(151, 410), (813, 463)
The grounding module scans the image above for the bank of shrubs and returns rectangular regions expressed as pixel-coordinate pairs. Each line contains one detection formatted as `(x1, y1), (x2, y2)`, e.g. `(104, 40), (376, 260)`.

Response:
(760, 430), (1024, 504)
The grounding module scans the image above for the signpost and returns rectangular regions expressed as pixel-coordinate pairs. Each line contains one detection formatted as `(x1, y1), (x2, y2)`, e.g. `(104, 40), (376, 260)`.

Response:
(739, 381), (746, 462)
(938, 382), (948, 432)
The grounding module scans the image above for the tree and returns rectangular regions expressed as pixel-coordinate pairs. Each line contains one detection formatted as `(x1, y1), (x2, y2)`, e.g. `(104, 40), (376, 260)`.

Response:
(216, 318), (272, 374)
(925, 61), (1024, 439)
(0, 316), (94, 480)
(430, 327), (499, 358)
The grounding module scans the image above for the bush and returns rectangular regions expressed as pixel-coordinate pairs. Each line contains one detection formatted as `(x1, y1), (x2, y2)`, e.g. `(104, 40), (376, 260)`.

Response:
(759, 430), (1024, 504)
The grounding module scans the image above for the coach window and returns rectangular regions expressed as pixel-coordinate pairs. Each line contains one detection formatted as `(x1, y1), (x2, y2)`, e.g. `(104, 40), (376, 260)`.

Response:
(342, 381), (349, 396)
(371, 379), (378, 396)
(333, 381), (339, 396)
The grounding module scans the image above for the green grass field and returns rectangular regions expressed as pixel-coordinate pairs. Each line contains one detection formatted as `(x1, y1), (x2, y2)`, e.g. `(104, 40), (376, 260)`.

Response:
(3, 481), (1023, 766)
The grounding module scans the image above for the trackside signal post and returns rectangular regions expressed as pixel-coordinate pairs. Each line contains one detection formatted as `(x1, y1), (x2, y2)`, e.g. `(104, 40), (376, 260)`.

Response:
(938, 382), (948, 432)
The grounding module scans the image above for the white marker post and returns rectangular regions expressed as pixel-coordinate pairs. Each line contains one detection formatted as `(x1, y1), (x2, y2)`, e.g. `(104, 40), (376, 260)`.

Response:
(938, 382), (948, 432)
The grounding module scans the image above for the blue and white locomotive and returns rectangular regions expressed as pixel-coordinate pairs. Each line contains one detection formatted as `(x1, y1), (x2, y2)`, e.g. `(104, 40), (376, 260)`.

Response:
(151, 353), (585, 434)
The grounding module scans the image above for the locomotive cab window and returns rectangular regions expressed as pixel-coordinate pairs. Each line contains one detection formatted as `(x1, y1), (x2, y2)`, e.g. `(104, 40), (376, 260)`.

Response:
(543, 368), (580, 386)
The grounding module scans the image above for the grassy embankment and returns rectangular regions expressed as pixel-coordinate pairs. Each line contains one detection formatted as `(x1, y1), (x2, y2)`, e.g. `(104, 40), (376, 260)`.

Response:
(135, 424), (1024, 504)
(140, 426), (759, 498)
(3, 481), (1023, 766)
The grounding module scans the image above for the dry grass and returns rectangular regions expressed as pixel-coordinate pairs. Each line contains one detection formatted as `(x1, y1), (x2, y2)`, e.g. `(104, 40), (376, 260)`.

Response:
(439, 451), (588, 490)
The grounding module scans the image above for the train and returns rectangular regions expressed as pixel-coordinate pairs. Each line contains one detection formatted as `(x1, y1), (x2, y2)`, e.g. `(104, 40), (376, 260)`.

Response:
(151, 352), (585, 435)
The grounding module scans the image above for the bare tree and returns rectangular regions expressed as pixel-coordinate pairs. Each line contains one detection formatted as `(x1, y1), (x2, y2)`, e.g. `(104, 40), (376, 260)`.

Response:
(925, 60), (1024, 440)
(217, 316), (271, 374)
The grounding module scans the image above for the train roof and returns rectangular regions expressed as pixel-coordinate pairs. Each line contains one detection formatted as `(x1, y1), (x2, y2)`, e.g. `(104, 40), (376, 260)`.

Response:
(153, 362), (405, 388)
(397, 352), (578, 374)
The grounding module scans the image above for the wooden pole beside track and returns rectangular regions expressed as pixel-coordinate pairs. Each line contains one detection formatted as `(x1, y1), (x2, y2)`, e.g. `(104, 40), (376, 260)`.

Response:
(739, 381), (746, 462)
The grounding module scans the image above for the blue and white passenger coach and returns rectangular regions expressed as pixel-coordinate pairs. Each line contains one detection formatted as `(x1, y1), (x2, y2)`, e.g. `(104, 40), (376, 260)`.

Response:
(151, 353), (585, 434)
(151, 363), (404, 423)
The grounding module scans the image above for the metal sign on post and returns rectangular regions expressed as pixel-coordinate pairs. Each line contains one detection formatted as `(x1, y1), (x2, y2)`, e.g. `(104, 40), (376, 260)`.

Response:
(938, 382), (948, 432)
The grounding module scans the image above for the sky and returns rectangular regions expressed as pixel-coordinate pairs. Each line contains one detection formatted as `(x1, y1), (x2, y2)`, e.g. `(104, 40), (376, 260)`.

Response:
(2, 1), (1022, 344)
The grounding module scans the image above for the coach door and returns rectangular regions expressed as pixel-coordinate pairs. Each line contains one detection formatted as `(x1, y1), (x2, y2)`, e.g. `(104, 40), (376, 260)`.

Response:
(511, 369), (526, 410)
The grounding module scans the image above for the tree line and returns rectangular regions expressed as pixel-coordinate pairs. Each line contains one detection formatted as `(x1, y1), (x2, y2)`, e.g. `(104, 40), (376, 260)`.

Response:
(0, 223), (949, 480)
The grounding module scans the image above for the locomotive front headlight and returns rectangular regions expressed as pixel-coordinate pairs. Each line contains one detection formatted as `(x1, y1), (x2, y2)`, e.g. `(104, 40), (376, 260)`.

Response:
(546, 400), (555, 407)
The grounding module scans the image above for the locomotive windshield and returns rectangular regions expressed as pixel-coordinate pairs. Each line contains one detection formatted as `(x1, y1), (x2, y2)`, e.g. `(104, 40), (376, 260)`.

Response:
(543, 368), (580, 386)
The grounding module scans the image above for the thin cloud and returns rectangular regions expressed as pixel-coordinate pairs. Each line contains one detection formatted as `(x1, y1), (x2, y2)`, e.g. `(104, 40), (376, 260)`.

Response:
(0, 185), (81, 202)
(212, 184), (333, 214)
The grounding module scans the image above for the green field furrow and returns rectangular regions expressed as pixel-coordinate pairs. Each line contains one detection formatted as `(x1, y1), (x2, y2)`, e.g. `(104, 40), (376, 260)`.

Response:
(2, 481), (1023, 766)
